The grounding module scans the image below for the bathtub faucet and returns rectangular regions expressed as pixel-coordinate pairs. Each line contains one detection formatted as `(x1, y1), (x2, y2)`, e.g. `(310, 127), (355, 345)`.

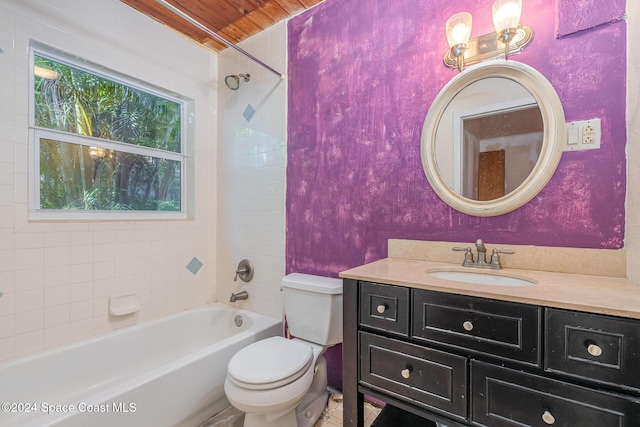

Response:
(230, 291), (249, 303)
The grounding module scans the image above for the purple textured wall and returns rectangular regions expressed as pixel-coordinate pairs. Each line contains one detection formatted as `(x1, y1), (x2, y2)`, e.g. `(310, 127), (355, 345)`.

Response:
(556, 0), (625, 37)
(286, 0), (626, 389)
(287, 0), (626, 274)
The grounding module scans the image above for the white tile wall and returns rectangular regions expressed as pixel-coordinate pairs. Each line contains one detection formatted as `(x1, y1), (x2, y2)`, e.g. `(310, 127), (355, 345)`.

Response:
(217, 23), (288, 321)
(0, 0), (218, 362)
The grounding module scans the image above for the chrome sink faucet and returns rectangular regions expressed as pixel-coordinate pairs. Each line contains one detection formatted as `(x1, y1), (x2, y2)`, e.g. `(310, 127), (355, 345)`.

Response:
(453, 239), (514, 269)
(475, 239), (488, 266)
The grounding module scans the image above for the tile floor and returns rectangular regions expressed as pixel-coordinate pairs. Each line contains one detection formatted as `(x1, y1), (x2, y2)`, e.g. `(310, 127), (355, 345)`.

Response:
(313, 392), (382, 427)
(200, 392), (382, 427)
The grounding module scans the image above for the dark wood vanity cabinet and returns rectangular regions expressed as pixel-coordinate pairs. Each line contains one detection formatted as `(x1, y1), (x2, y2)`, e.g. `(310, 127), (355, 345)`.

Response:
(546, 308), (640, 392)
(359, 281), (410, 336)
(471, 360), (640, 426)
(360, 331), (468, 419)
(411, 289), (542, 366)
(342, 279), (640, 427)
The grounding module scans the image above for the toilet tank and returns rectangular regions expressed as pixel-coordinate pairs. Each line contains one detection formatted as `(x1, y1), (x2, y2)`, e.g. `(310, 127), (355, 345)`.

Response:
(281, 273), (343, 346)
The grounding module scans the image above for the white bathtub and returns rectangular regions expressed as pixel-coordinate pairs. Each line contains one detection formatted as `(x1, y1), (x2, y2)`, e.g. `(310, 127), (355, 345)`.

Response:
(0, 304), (282, 427)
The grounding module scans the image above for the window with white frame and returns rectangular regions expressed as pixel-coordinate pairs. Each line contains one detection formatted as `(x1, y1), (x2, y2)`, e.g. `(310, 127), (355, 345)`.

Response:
(30, 47), (190, 220)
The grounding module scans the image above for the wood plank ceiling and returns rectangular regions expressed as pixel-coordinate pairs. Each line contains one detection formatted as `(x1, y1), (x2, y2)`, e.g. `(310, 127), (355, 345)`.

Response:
(120, 0), (323, 52)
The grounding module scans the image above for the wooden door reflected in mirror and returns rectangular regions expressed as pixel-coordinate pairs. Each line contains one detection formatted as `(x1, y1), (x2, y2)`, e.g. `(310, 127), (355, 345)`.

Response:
(478, 149), (505, 201)
(462, 106), (542, 201)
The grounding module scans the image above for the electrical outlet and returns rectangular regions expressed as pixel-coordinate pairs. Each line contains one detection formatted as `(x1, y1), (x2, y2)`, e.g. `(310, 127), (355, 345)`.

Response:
(583, 124), (596, 144)
(564, 119), (601, 151)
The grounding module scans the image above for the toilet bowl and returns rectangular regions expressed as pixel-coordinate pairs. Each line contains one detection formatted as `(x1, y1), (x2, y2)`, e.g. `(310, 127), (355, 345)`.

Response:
(224, 273), (343, 427)
(224, 336), (321, 427)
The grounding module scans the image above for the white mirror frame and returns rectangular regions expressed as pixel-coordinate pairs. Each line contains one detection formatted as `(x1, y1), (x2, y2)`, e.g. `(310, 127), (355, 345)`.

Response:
(421, 61), (565, 217)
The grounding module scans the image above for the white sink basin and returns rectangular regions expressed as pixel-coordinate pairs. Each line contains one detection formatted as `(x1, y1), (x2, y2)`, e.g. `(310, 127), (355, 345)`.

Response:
(428, 270), (535, 286)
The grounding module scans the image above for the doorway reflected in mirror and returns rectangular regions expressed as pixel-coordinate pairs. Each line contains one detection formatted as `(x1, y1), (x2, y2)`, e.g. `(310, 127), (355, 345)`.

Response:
(461, 106), (543, 200)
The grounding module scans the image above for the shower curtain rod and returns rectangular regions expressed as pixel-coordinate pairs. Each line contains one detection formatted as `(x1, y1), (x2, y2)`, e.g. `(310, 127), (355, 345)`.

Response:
(156, 0), (285, 80)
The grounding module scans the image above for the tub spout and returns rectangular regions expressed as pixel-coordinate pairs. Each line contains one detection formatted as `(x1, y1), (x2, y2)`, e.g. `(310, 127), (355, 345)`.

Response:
(230, 291), (248, 303)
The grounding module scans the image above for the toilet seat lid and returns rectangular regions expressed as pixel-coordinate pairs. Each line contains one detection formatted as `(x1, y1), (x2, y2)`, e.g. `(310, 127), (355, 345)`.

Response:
(227, 336), (313, 389)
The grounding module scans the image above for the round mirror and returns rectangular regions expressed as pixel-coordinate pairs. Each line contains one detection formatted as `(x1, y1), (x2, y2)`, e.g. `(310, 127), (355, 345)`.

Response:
(421, 61), (565, 216)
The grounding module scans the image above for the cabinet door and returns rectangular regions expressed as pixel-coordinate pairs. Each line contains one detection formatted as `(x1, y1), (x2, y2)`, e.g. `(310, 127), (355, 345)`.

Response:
(471, 360), (640, 427)
(412, 289), (541, 366)
(546, 308), (640, 392)
(360, 281), (410, 336)
(360, 332), (468, 420)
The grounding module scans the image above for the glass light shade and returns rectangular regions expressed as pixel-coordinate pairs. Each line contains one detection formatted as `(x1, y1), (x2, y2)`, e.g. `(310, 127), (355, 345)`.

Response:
(492, 0), (522, 33)
(446, 12), (472, 48)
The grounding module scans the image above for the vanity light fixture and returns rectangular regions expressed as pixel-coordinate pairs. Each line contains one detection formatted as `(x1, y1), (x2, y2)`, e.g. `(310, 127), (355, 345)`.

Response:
(493, 0), (522, 60)
(444, 0), (533, 72)
(445, 12), (473, 72)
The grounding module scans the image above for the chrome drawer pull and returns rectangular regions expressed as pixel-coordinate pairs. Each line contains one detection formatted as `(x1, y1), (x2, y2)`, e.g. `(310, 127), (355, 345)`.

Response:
(542, 410), (556, 425)
(376, 304), (387, 314)
(587, 343), (603, 357)
(463, 320), (474, 331)
(401, 368), (411, 379)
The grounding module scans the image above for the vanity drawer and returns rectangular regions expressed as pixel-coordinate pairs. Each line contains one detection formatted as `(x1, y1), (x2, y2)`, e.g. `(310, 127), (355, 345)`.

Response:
(471, 360), (640, 427)
(359, 281), (410, 336)
(360, 331), (468, 420)
(546, 308), (640, 392)
(412, 289), (542, 366)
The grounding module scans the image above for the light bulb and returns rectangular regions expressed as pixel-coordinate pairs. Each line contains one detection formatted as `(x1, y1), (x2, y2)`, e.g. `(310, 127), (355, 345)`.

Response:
(492, 0), (522, 33)
(446, 12), (472, 48)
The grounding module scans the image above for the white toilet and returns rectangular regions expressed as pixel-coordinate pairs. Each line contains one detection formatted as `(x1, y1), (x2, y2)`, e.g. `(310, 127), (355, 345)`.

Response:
(224, 273), (343, 427)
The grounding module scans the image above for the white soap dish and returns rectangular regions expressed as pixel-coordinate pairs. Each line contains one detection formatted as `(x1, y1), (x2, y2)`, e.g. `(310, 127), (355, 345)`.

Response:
(109, 293), (140, 316)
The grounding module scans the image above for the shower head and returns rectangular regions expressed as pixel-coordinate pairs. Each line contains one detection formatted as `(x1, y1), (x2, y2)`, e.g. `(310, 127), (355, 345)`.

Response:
(224, 74), (250, 90)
